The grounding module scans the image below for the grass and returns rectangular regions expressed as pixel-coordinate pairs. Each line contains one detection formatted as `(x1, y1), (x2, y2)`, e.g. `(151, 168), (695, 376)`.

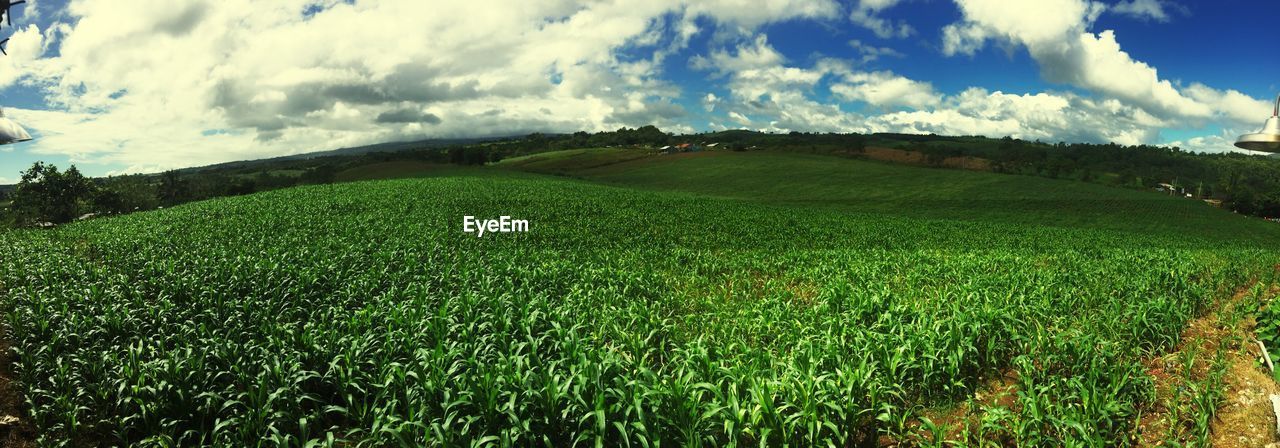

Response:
(500, 149), (1280, 247)
(492, 147), (654, 174)
(333, 161), (476, 182)
(1, 151), (1278, 446)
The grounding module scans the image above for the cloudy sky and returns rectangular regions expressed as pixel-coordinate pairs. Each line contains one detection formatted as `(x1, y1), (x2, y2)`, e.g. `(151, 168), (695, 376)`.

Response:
(0, 0), (1275, 182)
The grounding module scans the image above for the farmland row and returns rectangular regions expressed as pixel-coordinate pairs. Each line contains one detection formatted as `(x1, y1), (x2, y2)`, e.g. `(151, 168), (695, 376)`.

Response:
(0, 176), (1275, 446)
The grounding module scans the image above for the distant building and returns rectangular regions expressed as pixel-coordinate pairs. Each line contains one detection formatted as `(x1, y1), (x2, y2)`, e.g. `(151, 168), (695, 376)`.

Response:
(666, 143), (702, 153)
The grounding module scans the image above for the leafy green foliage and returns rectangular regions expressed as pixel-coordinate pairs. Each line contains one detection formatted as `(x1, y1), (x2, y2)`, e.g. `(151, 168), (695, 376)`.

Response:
(15, 124), (1280, 228)
(1256, 293), (1280, 383)
(0, 172), (1274, 446)
(9, 162), (95, 224)
(524, 150), (1280, 247)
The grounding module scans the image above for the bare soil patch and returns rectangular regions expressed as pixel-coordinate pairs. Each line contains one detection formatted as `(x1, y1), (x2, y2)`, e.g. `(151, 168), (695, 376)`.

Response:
(921, 370), (1019, 440)
(1209, 284), (1280, 447)
(885, 279), (1280, 447)
(1134, 281), (1280, 447)
(0, 335), (35, 448)
(1211, 347), (1280, 447)
(861, 147), (993, 172)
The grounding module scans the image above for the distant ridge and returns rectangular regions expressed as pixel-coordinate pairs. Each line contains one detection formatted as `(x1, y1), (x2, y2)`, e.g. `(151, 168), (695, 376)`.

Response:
(175, 136), (514, 173)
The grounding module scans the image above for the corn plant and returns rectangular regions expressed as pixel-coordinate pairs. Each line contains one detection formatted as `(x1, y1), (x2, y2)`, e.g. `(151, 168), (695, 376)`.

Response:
(0, 176), (1273, 446)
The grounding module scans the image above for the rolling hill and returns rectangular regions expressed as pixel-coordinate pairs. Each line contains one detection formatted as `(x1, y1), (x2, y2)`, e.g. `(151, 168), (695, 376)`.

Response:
(496, 148), (1280, 247)
(2, 149), (1279, 446)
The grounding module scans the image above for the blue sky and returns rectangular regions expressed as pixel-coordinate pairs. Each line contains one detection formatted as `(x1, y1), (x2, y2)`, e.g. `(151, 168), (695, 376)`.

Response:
(0, 0), (1275, 182)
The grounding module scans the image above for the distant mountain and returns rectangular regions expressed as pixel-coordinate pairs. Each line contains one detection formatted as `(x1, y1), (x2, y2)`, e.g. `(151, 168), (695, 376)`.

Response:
(0, 134), (535, 187)
(280, 137), (507, 160)
(176, 136), (512, 173)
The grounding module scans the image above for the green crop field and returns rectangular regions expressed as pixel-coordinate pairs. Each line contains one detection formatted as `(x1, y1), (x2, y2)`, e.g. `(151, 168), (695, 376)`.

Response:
(3, 150), (1280, 446)
(508, 149), (1280, 246)
(494, 148), (656, 175)
(333, 161), (475, 182)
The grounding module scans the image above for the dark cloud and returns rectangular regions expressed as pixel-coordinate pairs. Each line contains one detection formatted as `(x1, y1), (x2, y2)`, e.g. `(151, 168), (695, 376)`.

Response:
(255, 130), (283, 142)
(269, 83), (391, 116)
(376, 108), (442, 124)
(283, 78), (484, 111)
(210, 79), (299, 132)
(383, 63), (486, 102)
(156, 2), (209, 36)
(608, 99), (687, 127)
(211, 64), (488, 134)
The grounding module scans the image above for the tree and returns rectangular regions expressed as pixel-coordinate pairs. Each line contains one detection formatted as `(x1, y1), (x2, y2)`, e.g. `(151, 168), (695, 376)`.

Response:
(634, 125), (667, 146)
(98, 175), (158, 212)
(254, 172), (296, 190)
(486, 147), (504, 163)
(849, 136), (866, 153)
(300, 165), (338, 185)
(226, 178), (257, 196)
(11, 162), (96, 224)
(157, 170), (191, 206)
(90, 188), (126, 214)
(462, 147), (488, 165)
(1078, 168), (1094, 182)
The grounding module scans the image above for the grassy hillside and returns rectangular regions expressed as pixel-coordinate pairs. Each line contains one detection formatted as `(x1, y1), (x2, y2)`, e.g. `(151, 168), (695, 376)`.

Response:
(493, 147), (654, 175)
(501, 149), (1280, 247)
(334, 161), (464, 182)
(2, 155), (1279, 445)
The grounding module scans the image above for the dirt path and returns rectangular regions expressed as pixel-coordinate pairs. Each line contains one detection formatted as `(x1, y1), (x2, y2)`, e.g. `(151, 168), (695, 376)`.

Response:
(1211, 345), (1280, 447)
(1134, 281), (1280, 447)
(1207, 282), (1280, 447)
(891, 280), (1280, 447)
(0, 334), (35, 447)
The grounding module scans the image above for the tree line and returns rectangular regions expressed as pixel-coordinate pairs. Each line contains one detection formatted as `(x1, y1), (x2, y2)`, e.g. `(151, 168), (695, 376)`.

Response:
(7, 127), (1280, 226)
(0, 162), (342, 226)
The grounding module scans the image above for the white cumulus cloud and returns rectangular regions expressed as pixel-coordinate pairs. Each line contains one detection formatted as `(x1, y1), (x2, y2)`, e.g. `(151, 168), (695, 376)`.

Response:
(849, 0), (914, 39)
(831, 71), (938, 109)
(697, 34), (1173, 145)
(0, 0), (838, 173)
(848, 39), (905, 63)
(941, 0), (1268, 130)
(1111, 0), (1185, 22)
